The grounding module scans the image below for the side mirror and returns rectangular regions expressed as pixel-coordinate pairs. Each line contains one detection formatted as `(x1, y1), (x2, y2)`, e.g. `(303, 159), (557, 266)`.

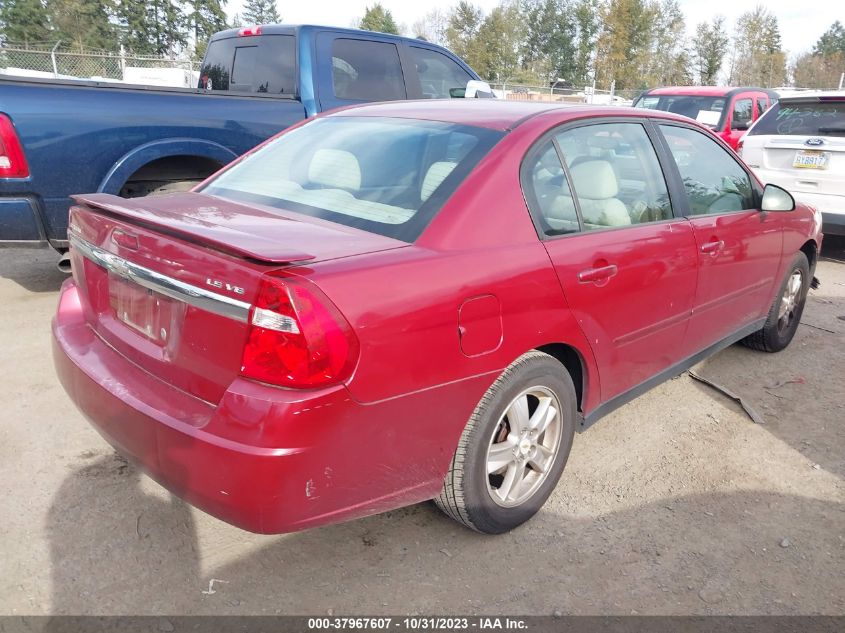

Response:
(761, 184), (795, 212)
(464, 80), (495, 99)
(731, 119), (750, 131)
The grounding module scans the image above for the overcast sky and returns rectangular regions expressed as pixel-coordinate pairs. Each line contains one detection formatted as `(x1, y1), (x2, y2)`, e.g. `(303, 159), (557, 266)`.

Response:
(225, 0), (842, 59)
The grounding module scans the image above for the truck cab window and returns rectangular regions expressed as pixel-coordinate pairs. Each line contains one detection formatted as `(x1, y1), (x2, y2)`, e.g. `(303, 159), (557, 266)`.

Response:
(410, 47), (472, 99)
(331, 39), (406, 101)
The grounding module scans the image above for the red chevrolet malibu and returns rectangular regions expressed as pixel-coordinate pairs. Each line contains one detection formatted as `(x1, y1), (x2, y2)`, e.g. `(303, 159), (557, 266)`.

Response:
(53, 101), (822, 535)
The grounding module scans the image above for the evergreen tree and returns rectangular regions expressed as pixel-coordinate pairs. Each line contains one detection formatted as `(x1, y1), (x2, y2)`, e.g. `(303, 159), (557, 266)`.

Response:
(47, 0), (119, 51)
(1, 0), (52, 46)
(241, 0), (279, 25)
(812, 21), (845, 57)
(115, 0), (189, 56)
(572, 0), (600, 86)
(359, 3), (398, 34)
(188, 0), (227, 45)
(692, 16), (728, 85)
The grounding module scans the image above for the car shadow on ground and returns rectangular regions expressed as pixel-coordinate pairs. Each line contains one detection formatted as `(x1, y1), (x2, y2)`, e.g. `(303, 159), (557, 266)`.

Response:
(685, 260), (845, 480)
(46, 453), (844, 617)
(0, 248), (66, 293)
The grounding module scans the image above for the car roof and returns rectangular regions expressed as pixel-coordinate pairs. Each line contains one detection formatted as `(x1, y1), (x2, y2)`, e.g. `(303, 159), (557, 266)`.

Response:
(778, 90), (845, 102)
(644, 86), (776, 98)
(326, 100), (695, 131)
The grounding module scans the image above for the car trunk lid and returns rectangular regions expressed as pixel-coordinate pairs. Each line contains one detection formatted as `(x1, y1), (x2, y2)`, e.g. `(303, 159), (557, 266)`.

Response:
(68, 192), (405, 404)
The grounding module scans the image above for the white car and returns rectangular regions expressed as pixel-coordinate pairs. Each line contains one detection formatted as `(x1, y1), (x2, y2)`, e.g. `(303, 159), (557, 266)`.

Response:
(739, 91), (845, 235)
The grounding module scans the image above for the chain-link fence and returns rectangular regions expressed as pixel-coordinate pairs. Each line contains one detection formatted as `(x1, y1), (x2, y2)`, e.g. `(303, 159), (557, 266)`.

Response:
(0, 45), (200, 85)
(489, 82), (642, 105)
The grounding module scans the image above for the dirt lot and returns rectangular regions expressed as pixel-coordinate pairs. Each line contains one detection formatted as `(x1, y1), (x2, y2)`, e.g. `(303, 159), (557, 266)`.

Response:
(1, 241), (843, 616)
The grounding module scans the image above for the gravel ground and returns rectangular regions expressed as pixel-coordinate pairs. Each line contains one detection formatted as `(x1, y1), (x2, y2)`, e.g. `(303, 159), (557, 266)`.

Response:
(1, 240), (843, 616)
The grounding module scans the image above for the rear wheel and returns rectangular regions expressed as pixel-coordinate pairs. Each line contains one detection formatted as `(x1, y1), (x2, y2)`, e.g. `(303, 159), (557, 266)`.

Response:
(741, 252), (809, 352)
(435, 351), (576, 534)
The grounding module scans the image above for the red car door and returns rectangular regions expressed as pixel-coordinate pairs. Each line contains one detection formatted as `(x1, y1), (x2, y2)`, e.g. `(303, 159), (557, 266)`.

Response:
(523, 121), (698, 403)
(656, 123), (783, 354)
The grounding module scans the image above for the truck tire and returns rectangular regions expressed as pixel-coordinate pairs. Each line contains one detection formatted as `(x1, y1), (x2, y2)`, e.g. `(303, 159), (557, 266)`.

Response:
(741, 252), (810, 353)
(435, 351), (576, 534)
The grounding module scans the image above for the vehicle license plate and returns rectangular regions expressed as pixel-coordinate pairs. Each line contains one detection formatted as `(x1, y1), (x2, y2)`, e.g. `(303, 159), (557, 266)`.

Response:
(109, 274), (172, 343)
(793, 150), (829, 169)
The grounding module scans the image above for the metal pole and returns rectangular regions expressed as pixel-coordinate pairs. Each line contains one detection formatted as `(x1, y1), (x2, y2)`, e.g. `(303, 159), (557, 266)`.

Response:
(839, 72), (844, 91)
(609, 79), (615, 102)
(51, 41), (62, 78)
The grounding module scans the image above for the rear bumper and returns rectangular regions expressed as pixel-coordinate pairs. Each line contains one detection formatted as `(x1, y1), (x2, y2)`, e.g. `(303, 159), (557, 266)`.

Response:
(53, 279), (488, 533)
(0, 196), (47, 246)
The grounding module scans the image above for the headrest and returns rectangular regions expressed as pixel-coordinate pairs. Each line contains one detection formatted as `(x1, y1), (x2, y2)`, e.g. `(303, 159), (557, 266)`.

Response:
(421, 161), (457, 202)
(569, 159), (618, 199)
(538, 147), (562, 174)
(308, 149), (361, 191)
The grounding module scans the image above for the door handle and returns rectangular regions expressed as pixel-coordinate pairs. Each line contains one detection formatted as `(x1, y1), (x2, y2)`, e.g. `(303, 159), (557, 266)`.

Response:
(578, 264), (618, 283)
(700, 240), (724, 254)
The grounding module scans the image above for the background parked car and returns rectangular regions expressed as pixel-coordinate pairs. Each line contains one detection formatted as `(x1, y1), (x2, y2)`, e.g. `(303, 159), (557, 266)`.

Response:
(633, 86), (778, 151)
(0, 24), (484, 261)
(739, 91), (845, 236)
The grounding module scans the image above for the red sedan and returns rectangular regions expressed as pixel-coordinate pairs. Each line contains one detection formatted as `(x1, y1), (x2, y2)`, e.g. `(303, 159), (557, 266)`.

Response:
(53, 101), (822, 535)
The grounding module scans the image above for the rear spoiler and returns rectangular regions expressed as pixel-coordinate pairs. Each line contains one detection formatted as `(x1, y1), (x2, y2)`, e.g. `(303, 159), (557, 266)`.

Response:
(71, 193), (315, 264)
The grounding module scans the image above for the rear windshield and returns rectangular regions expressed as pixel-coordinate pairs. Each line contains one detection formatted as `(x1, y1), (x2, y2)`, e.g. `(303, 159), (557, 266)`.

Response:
(201, 116), (504, 241)
(199, 34), (296, 94)
(749, 100), (845, 136)
(634, 95), (727, 129)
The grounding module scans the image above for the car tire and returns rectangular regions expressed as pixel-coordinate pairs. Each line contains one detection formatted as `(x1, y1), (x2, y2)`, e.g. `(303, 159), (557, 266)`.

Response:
(741, 252), (810, 353)
(435, 351), (576, 534)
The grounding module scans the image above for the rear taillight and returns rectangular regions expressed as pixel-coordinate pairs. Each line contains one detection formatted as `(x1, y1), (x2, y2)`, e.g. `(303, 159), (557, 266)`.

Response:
(0, 114), (29, 178)
(240, 274), (359, 388)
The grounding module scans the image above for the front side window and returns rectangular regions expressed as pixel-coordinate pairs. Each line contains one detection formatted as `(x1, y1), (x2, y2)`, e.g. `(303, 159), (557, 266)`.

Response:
(331, 39), (406, 101)
(201, 116), (502, 241)
(756, 97), (769, 120)
(659, 124), (755, 215)
(732, 98), (753, 129)
(410, 47), (473, 99)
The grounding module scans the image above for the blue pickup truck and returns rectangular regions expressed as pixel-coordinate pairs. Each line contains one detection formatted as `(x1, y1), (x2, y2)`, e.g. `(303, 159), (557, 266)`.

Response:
(0, 24), (484, 260)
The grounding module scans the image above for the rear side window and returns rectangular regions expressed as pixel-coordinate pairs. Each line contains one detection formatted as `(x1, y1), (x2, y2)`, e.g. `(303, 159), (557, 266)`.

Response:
(659, 124), (755, 215)
(750, 100), (845, 136)
(331, 39), (406, 101)
(199, 35), (296, 94)
(756, 97), (769, 119)
(201, 116), (502, 241)
(410, 47), (473, 99)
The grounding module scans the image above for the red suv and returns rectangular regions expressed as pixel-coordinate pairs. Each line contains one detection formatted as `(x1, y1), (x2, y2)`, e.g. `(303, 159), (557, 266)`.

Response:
(634, 86), (779, 151)
(53, 101), (822, 535)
